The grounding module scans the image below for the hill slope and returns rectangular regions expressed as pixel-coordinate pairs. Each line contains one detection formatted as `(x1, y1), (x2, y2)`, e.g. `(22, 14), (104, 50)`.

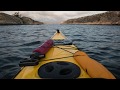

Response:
(0, 13), (44, 25)
(62, 11), (120, 25)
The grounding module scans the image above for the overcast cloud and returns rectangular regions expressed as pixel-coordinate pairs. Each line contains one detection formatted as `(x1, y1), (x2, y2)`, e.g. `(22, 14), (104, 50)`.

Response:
(1, 11), (107, 24)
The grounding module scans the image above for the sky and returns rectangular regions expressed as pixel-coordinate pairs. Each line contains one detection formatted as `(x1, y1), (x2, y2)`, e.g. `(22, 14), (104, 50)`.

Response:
(1, 11), (107, 24)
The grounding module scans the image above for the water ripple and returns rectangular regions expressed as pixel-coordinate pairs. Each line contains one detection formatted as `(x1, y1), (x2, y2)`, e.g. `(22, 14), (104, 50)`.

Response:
(0, 24), (120, 79)
(20, 41), (42, 46)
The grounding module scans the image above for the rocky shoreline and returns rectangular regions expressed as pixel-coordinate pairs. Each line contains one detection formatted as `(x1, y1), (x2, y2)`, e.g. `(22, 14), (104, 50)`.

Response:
(0, 13), (44, 25)
(62, 11), (120, 25)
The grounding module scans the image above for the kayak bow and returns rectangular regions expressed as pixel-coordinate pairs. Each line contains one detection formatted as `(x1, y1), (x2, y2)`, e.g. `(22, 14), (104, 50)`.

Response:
(15, 30), (116, 79)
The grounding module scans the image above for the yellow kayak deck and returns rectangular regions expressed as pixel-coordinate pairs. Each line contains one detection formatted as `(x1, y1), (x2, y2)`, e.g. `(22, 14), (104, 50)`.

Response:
(15, 30), (116, 79)
(15, 45), (90, 79)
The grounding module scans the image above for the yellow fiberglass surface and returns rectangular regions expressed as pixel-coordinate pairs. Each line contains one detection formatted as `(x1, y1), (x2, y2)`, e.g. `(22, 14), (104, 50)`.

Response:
(15, 45), (90, 79)
(15, 30), (116, 79)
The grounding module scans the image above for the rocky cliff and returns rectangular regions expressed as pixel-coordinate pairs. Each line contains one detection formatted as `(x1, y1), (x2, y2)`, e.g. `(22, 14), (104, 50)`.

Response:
(0, 13), (23, 25)
(21, 17), (44, 25)
(62, 11), (120, 25)
(0, 13), (44, 25)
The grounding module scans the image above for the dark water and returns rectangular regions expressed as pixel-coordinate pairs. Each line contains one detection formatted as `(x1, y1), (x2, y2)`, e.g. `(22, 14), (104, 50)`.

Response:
(0, 24), (120, 79)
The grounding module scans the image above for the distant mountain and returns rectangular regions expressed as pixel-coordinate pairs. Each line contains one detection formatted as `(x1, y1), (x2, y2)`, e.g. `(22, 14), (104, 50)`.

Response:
(62, 11), (120, 25)
(0, 13), (44, 25)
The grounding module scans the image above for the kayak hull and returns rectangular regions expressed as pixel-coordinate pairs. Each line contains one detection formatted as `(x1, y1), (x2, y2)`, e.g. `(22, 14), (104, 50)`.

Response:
(15, 30), (116, 79)
(15, 45), (90, 79)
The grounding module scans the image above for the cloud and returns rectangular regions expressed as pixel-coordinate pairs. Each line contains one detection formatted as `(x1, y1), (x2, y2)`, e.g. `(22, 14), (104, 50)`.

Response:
(1, 11), (106, 24)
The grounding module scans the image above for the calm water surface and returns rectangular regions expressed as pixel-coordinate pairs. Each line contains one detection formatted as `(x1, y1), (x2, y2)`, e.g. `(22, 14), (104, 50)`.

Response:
(0, 24), (120, 79)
